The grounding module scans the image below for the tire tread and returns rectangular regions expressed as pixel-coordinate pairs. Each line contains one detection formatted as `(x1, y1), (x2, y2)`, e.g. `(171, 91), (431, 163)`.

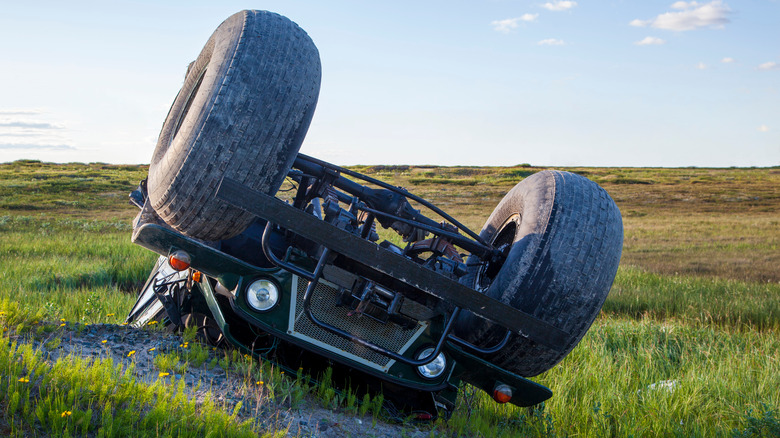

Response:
(457, 170), (623, 377)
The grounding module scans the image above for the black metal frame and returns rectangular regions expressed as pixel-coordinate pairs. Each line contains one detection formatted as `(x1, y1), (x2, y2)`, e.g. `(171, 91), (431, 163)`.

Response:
(260, 231), (514, 364)
(294, 154), (489, 247)
(216, 157), (570, 363)
(151, 273), (187, 329)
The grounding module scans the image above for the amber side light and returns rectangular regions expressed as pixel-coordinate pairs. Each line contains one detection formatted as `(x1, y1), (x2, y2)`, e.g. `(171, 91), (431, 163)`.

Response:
(492, 384), (513, 404)
(192, 271), (202, 282)
(168, 250), (191, 271)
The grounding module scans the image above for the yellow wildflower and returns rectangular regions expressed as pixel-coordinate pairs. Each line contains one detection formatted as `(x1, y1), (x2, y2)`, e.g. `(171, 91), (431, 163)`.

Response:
(18, 377), (29, 383)
(101, 340), (108, 344)
(127, 350), (136, 357)
(61, 411), (72, 417)
(149, 347), (156, 352)
(60, 323), (66, 327)
(148, 321), (158, 325)
(159, 372), (170, 377)
(106, 313), (115, 317)
(257, 381), (264, 385)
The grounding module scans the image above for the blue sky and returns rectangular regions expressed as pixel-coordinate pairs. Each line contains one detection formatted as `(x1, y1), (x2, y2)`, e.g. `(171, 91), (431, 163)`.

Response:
(1, 1), (778, 166)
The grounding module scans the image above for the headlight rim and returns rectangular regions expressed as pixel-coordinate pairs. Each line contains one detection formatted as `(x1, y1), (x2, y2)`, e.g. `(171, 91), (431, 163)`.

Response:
(415, 346), (447, 379)
(244, 278), (280, 313)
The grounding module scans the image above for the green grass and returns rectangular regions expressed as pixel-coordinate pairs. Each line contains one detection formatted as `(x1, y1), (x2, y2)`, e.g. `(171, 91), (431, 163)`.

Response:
(606, 267), (779, 331)
(0, 160), (146, 218)
(0, 161), (778, 436)
(437, 315), (779, 437)
(0, 217), (154, 326)
(0, 298), (387, 436)
(0, 333), (261, 437)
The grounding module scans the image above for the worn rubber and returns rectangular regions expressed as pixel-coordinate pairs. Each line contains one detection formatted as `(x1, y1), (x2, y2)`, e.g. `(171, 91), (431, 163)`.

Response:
(454, 170), (623, 377)
(148, 10), (321, 241)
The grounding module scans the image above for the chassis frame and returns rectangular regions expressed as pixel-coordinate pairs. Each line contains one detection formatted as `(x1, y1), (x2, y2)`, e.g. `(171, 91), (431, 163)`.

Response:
(128, 153), (557, 417)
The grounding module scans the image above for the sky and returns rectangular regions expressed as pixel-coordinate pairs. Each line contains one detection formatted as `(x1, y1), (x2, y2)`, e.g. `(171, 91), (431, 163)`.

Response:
(1, 1), (778, 167)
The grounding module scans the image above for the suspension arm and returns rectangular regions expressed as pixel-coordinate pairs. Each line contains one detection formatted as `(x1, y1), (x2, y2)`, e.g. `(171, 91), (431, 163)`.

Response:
(292, 155), (496, 258)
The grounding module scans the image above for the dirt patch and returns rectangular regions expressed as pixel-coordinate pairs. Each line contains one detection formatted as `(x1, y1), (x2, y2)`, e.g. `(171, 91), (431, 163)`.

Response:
(18, 323), (430, 437)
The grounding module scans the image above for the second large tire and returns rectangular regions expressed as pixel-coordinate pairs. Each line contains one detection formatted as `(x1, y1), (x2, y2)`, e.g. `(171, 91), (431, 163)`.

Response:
(148, 10), (321, 241)
(454, 170), (623, 377)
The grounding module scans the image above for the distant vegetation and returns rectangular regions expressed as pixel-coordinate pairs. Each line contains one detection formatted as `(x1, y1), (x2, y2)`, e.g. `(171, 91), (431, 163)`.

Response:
(1, 160), (778, 436)
(352, 163), (779, 283)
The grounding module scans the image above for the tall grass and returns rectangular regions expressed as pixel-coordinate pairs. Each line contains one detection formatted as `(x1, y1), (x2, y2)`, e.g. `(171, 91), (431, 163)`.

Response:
(607, 267), (780, 331)
(438, 315), (780, 437)
(0, 332), (263, 437)
(0, 216), (155, 323)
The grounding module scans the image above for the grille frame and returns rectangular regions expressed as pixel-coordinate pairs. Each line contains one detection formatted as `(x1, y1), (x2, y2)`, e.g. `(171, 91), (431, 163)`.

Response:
(287, 275), (428, 372)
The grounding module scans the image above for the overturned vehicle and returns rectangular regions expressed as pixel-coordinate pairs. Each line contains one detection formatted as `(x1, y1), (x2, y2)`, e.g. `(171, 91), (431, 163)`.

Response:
(127, 10), (623, 418)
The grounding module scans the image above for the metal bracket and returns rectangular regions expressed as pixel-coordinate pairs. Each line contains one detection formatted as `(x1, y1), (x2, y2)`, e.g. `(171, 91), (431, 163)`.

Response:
(151, 275), (185, 329)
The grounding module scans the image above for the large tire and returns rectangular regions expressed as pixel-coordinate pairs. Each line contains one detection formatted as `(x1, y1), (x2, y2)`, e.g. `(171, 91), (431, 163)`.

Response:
(148, 10), (321, 241)
(454, 170), (623, 377)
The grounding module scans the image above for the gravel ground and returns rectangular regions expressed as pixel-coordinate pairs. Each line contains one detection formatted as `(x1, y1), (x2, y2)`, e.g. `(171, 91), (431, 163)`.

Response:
(20, 323), (431, 437)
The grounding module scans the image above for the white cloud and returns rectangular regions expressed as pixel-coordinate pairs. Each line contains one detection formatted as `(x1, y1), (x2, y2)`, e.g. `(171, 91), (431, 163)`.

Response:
(541, 1), (577, 11)
(758, 61), (779, 71)
(671, 1), (702, 10)
(721, 57), (735, 63)
(490, 14), (538, 33)
(0, 109), (43, 116)
(696, 62), (708, 69)
(0, 132), (41, 138)
(538, 38), (565, 46)
(0, 109), (75, 152)
(0, 109), (63, 131)
(635, 36), (666, 46)
(0, 143), (75, 151)
(630, 1), (731, 31)
(758, 125), (770, 132)
(0, 121), (64, 130)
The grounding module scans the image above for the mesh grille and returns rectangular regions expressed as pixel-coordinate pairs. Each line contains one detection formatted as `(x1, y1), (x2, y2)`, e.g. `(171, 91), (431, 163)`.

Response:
(291, 279), (423, 368)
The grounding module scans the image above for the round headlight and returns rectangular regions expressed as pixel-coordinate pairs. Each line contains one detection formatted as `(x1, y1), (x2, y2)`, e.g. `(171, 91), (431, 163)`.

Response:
(245, 279), (279, 312)
(416, 347), (447, 379)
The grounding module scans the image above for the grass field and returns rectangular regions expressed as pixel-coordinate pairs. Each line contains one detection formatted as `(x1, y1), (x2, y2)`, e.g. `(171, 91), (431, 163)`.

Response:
(1, 159), (778, 436)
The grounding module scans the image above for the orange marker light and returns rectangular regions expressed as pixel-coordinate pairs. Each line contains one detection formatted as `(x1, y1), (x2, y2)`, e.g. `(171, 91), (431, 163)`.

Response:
(192, 271), (202, 282)
(493, 384), (513, 404)
(168, 250), (191, 271)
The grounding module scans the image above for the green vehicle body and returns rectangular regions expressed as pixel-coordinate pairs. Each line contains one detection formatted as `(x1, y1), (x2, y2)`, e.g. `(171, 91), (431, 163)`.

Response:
(130, 220), (551, 414)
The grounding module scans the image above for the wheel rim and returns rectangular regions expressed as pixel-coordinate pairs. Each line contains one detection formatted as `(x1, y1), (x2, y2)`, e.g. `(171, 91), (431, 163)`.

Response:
(475, 214), (520, 292)
(184, 312), (225, 347)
